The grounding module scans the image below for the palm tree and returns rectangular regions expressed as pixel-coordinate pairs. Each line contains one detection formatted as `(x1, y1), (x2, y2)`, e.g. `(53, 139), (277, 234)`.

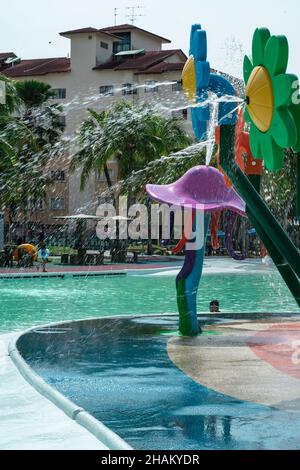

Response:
(0, 75), (21, 115)
(0, 75), (20, 161)
(15, 80), (55, 108)
(0, 77), (65, 240)
(71, 101), (192, 260)
(72, 102), (191, 190)
(0, 76), (26, 200)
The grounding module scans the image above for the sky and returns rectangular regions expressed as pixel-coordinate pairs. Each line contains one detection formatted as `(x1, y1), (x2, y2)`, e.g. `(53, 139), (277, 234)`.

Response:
(1, 0), (300, 78)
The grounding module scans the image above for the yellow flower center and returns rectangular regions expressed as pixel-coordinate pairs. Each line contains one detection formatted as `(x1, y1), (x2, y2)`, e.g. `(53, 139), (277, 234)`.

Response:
(182, 55), (197, 103)
(245, 66), (274, 133)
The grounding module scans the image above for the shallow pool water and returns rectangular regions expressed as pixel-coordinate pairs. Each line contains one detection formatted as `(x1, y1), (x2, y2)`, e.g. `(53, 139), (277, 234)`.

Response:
(0, 259), (299, 334)
(17, 315), (300, 450)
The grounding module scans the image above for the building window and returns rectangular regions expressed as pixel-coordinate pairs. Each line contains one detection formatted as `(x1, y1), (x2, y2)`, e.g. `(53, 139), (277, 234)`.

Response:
(172, 80), (182, 92)
(52, 88), (66, 99)
(172, 109), (188, 120)
(28, 199), (44, 211)
(100, 41), (109, 50)
(113, 32), (131, 54)
(49, 197), (65, 211)
(51, 170), (65, 182)
(99, 85), (114, 96)
(35, 200), (44, 210)
(97, 168), (115, 182)
(122, 83), (138, 96)
(145, 80), (159, 93)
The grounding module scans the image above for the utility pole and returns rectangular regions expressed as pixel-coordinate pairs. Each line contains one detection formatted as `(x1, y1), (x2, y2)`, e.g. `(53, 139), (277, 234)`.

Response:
(114, 7), (119, 26)
(125, 6), (145, 25)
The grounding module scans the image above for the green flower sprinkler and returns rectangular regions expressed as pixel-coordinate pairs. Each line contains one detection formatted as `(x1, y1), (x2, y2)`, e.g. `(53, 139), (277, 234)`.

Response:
(244, 28), (300, 171)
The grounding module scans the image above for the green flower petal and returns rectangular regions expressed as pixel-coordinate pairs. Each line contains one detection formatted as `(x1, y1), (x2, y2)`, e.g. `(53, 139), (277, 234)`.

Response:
(270, 108), (297, 148)
(273, 74), (298, 107)
(243, 55), (253, 83)
(260, 133), (284, 171)
(252, 28), (271, 66)
(264, 35), (288, 76)
(249, 125), (263, 159)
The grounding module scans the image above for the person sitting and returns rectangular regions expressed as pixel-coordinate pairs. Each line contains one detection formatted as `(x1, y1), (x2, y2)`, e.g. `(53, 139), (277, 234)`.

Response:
(209, 300), (220, 313)
(38, 243), (49, 272)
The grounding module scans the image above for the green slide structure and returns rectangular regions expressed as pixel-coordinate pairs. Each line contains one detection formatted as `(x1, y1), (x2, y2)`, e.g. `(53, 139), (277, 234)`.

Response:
(219, 125), (300, 307)
(219, 28), (300, 307)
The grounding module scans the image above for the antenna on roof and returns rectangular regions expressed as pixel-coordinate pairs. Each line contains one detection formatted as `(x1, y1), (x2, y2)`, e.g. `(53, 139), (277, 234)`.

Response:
(125, 5), (145, 25)
(114, 7), (119, 26)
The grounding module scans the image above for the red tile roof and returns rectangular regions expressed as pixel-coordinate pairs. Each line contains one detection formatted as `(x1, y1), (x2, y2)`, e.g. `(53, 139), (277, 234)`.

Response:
(61, 27), (98, 34)
(94, 49), (187, 73)
(139, 62), (185, 74)
(100, 24), (171, 43)
(1, 47), (186, 78)
(60, 27), (120, 40)
(3, 57), (71, 77)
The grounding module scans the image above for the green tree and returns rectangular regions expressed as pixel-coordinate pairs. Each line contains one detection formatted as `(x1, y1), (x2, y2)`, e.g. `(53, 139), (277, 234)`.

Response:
(0, 77), (65, 240)
(262, 149), (299, 245)
(72, 102), (191, 191)
(71, 101), (192, 260)
(15, 80), (55, 108)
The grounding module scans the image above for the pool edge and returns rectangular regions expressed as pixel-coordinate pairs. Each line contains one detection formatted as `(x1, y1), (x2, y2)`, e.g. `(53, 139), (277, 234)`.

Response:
(8, 312), (298, 450)
(8, 327), (133, 451)
(0, 265), (182, 280)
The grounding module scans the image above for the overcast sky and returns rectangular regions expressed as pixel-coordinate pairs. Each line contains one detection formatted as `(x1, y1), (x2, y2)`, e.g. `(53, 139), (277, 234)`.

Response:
(2, 0), (300, 78)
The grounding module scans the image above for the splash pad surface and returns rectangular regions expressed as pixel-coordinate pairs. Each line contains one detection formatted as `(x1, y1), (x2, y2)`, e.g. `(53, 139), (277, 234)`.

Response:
(16, 313), (300, 450)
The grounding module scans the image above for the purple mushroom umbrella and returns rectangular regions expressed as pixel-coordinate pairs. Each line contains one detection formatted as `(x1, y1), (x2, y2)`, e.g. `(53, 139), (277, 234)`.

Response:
(146, 165), (246, 336)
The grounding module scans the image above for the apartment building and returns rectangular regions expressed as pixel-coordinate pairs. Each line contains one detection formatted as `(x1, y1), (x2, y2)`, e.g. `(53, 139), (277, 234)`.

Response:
(1, 24), (189, 230)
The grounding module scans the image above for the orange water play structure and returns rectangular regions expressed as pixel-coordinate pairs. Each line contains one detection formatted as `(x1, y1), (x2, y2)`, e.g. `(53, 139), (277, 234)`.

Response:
(216, 109), (263, 187)
(13, 244), (38, 262)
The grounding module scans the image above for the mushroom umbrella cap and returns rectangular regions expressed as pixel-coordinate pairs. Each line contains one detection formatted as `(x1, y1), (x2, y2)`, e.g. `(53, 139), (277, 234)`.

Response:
(146, 166), (246, 216)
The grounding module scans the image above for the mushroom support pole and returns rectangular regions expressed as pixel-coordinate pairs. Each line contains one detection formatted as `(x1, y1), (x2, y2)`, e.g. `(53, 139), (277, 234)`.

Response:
(219, 124), (300, 307)
(176, 212), (211, 336)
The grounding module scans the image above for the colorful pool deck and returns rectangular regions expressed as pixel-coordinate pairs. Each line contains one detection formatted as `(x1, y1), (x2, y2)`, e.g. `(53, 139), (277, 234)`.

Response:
(0, 257), (274, 278)
(168, 318), (300, 408)
(0, 261), (182, 277)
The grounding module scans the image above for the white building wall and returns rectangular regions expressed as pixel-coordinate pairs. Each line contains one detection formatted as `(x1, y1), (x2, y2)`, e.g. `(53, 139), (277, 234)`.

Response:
(130, 30), (163, 51)
(95, 33), (115, 65)
(70, 34), (97, 71)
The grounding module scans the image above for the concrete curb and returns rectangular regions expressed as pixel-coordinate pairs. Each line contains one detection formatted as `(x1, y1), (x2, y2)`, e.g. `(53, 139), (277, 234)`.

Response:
(8, 329), (133, 450)
(0, 265), (182, 279)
